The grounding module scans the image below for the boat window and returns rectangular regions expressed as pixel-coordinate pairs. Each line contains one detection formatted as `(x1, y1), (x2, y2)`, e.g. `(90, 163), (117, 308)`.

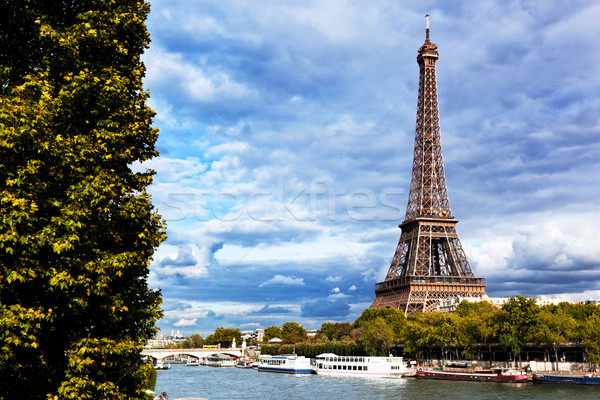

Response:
(358, 366), (362, 371)
(364, 366), (368, 371)
(353, 366), (357, 370)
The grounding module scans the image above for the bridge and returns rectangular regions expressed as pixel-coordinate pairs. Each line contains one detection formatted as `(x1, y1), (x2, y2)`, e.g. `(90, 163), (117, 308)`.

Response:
(141, 347), (243, 361)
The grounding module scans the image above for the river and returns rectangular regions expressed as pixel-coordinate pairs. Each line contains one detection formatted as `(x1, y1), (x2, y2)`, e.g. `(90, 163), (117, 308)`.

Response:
(154, 364), (600, 400)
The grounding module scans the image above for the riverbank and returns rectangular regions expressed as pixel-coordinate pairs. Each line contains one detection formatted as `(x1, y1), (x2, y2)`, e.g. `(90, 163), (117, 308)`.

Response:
(419, 359), (597, 373)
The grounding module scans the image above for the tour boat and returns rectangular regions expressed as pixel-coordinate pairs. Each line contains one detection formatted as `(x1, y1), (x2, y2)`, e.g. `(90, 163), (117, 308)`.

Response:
(154, 361), (170, 370)
(313, 353), (409, 377)
(257, 354), (313, 374)
(186, 358), (200, 366)
(533, 373), (600, 385)
(205, 353), (236, 367)
(417, 367), (527, 382)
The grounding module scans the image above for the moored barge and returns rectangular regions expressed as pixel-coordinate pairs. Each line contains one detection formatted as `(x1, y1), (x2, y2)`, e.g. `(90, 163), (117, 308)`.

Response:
(533, 373), (600, 385)
(417, 366), (527, 382)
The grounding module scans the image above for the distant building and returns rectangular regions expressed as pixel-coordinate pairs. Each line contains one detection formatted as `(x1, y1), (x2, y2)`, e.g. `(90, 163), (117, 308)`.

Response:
(241, 328), (264, 343)
(145, 329), (186, 347)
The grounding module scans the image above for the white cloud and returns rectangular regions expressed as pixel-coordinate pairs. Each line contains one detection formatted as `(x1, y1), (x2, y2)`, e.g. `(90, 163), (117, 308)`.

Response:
(259, 275), (306, 287)
(144, 47), (255, 102)
(173, 318), (197, 327)
(328, 291), (351, 299)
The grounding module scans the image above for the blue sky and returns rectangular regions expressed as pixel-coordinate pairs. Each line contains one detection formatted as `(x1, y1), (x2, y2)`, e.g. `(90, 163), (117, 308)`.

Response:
(138, 0), (600, 336)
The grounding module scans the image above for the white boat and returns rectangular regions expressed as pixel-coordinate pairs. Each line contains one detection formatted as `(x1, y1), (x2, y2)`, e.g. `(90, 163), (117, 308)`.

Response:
(186, 358), (200, 366)
(154, 360), (170, 370)
(257, 354), (313, 374)
(313, 353), (409, 377)
(205, 353), (236, 367)
(236, 359), (255, 368)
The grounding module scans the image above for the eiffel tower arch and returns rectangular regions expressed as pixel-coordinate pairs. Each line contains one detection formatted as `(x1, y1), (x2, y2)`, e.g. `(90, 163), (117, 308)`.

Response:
(371, 16), (486, 315)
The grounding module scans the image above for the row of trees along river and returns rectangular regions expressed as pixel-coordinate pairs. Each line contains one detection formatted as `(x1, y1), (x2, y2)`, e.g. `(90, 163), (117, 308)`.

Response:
(174, 296), (600, 367)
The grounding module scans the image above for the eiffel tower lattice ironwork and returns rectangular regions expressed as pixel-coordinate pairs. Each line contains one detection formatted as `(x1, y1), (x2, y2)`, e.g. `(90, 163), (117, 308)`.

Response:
(370, 17), (486, 315)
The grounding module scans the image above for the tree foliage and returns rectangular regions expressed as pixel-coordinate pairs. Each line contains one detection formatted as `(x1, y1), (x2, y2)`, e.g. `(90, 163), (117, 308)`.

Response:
(263, 325), (282, 341)
(178, 334), (204, 349)
(535, 307), (577, 369)
(0, 1), (164, 398)
(497, 295), (539, 363)
(582, 314), (600, 367)
(358, 317), (395, 356)
(320, 322), (352, 341)
(458, 301), (499, 363)
(281, 321), (307, 344)
(261, 341), (365, 357)
(204, 328), (241, 347)
(353, 307), (406, 336)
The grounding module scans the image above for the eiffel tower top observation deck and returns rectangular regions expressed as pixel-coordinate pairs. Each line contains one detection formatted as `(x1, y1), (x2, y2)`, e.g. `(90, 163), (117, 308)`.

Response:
(370, 16), (486, 314)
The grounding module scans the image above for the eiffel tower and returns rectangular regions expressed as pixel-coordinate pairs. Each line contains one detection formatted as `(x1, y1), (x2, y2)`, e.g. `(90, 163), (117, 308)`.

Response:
(371, 16), (486, 315)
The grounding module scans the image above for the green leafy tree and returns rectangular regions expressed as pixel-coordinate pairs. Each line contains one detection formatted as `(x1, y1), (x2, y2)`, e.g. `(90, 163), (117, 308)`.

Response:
(359, 317), (395, 356)
(353, 307), (406, 347)
(320, 322), (352, 341)
(535, 308), (577, 370)
(404, 311), (465, 361)
(497, 295), (539, 366)
(263, 325), (282, 341)
(458, 301), (500, 365)
(205, 328), (241, 347)
(582, 314), (600, 369)
(404, 312), (437, 359)
(0, 1), (164, 398)
(558, 302), (600, 323)
(204, 334), (215, 345)
(178, 334), (204, 349)
(426, 312), (461, 361)
(189, 333), (205, 348)
(556, 302), (600, 341)
(282, 321), (307, 344)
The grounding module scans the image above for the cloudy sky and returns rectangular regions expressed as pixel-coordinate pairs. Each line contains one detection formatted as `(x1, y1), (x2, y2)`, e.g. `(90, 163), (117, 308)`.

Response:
(138, 0), (600, 336)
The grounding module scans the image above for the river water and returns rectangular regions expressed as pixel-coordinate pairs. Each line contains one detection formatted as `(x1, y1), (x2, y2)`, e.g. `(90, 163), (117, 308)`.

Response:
(155, 364), (600, 400)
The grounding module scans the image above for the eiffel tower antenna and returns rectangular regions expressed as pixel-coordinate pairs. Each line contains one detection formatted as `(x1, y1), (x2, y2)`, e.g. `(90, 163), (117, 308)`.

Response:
(370, 17), (486, 314)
